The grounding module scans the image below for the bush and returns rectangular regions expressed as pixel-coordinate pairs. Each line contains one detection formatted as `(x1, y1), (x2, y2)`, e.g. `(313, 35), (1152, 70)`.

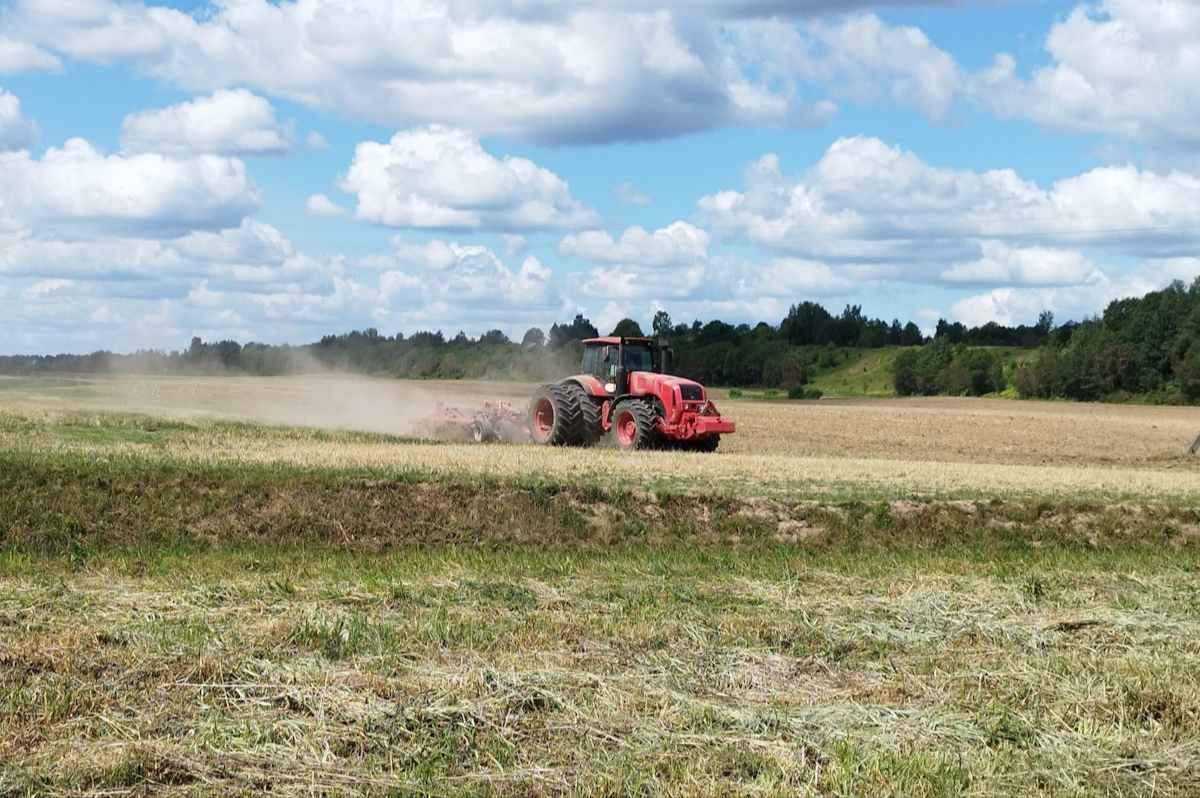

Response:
(788, 385), (822, 400)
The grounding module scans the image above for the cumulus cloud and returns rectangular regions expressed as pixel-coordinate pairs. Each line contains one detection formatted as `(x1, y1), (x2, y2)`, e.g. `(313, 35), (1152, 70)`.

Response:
(614, 182), (652, 206)
(0, 88), (37, 151)
(558, 222), (711, 303)
(32, 0), (1200, 152)
(697, 136), (1200, 270)
(341, 126), (598, 231)
(5, 0), (175, 63)
(973, 0), (1200, 149)
(732, 12), (961, 121)
(0, 36), (60, 74)
(0, 219), (309, 286)
(0, 220), (370, 353)
(556, 219), (855, 322)
(0, 0), (949, 144)
(384, 239), (556, 308)
(941, 242), (1104, 286)
(560, 222), (709, 266)
(365, 237), (571, 335)
(119, 89), (292, 157)
(951, 257), (1200, 328)
(0, 137), (261, 237)
(304, 194), (346, 217)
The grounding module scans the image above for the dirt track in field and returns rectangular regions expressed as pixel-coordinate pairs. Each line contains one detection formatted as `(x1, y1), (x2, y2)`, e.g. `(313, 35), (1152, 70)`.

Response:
(4, 374), (1200, 473)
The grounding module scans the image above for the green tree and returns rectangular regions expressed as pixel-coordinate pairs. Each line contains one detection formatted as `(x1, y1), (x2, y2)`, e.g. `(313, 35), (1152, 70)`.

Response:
(652, 310), (673, 338)
(611, 318), (645, 337)
(892, 349), (919, 396)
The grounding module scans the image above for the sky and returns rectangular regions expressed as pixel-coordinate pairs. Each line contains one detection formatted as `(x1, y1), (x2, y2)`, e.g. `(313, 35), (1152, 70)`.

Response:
(2, 0), (1200, 355)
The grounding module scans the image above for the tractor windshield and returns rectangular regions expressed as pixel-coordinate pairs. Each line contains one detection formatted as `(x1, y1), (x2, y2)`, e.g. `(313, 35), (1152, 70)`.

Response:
(582, 342), (657, 379)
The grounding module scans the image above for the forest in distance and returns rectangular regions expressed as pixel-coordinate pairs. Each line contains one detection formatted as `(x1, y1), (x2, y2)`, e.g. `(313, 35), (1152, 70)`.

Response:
(6, 277), (1200, 406)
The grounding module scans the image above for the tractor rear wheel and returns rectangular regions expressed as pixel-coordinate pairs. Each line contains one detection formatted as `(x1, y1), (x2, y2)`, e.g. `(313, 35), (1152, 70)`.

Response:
(561, 382), (602, 446)
(529, 384), (585, 446)
(611, 399), (659, 450)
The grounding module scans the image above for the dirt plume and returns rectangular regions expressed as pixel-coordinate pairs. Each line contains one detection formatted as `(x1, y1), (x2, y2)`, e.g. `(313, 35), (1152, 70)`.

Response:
(25, 374), (538, 438)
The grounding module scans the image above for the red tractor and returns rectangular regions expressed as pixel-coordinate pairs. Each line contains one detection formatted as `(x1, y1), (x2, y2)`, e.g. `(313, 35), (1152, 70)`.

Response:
(528, 336), (734, 451)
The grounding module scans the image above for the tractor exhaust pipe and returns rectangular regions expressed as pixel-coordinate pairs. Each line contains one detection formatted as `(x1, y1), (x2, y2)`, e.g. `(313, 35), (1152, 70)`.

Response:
(615, 337), (628, 396)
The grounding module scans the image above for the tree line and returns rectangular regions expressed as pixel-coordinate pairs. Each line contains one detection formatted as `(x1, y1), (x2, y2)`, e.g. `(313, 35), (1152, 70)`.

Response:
(0, 301), (1041, 389)
(8, 281), (1200, 404)
(890, 278), (1200, 404)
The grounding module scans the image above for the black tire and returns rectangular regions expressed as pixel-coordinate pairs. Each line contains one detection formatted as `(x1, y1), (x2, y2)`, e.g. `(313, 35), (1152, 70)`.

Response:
(528, 384), (585, 446)
(494, 418), (527, 443)
(686, 434), (720, 453)
(561, 382), (602, 446)
(472, 420), (495, 443)
(610, 399), (659, 450)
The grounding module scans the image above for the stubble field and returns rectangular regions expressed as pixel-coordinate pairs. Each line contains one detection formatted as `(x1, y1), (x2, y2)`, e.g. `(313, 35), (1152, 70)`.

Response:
(5, 373), (1200, 500)
(3, 374), (1200, 796)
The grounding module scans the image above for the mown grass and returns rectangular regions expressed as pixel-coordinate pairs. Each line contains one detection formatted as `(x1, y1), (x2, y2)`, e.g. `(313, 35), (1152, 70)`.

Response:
(3, 409), (1200, 795)
(3, 543), (1200, 796)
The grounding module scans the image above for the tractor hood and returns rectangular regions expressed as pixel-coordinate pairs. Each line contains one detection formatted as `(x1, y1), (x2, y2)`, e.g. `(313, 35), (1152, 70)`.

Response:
(627, 371), (707, 401)
(571, 371), (708, 401)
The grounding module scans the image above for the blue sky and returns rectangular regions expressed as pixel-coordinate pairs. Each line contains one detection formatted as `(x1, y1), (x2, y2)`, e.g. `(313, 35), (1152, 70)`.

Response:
(2, 0), (1200, 355)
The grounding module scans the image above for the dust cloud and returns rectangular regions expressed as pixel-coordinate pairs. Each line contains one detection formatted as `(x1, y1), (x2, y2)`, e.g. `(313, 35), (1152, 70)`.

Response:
(19, 372), (536, 438)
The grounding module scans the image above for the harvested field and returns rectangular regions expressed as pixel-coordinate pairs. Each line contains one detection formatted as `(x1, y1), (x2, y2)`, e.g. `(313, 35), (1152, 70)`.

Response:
(4, 374), (1200, 796)
(3, 374), (1200, 502)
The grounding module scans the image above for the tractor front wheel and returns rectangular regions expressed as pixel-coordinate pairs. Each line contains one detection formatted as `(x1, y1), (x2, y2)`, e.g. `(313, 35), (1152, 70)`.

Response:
(611, 400), (659, 450)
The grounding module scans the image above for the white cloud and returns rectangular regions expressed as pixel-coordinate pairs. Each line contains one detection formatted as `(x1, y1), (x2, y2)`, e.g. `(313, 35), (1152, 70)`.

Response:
(7, 0), (174, 63)
(23, 278), (73, 298)
(341, 126), (598, 231)
(560, 221), (714, 304)
(0, 137), (261, 238)
(304, 193), (345, 218)
(0, 219), (373, 354)
(559, 222), (708, 267)
(375, 238), (567, 333)
(973, 0), (1200, 148)
(0, 219), (314, 287)
(733, 12), (961, 122)
(941, 241), (1104, 286)
(697, 136), (1200, 268)
(950, 257), (1200, 328)
(0, 36), (60, 73)
(2, 0), (849, 144)
(614, 182), (652, 205)
(119, 89), (292, 157)
(744, 256), (856, 296)
(0, 88), (37, 151)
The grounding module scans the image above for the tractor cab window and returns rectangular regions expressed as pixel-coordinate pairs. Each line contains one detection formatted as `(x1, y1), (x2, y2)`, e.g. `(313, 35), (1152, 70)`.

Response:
(581, 345), (602, 379)
(623, 346), (653, 372)
(582, 342), (655, 380)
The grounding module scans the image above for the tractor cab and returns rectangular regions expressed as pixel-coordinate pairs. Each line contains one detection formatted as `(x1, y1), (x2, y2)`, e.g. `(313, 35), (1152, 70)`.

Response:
(580, 337), (657, 381)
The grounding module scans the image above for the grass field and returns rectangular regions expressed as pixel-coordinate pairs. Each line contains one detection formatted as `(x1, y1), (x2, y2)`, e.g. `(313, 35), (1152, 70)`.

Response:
(3, 374), (1200, 796)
